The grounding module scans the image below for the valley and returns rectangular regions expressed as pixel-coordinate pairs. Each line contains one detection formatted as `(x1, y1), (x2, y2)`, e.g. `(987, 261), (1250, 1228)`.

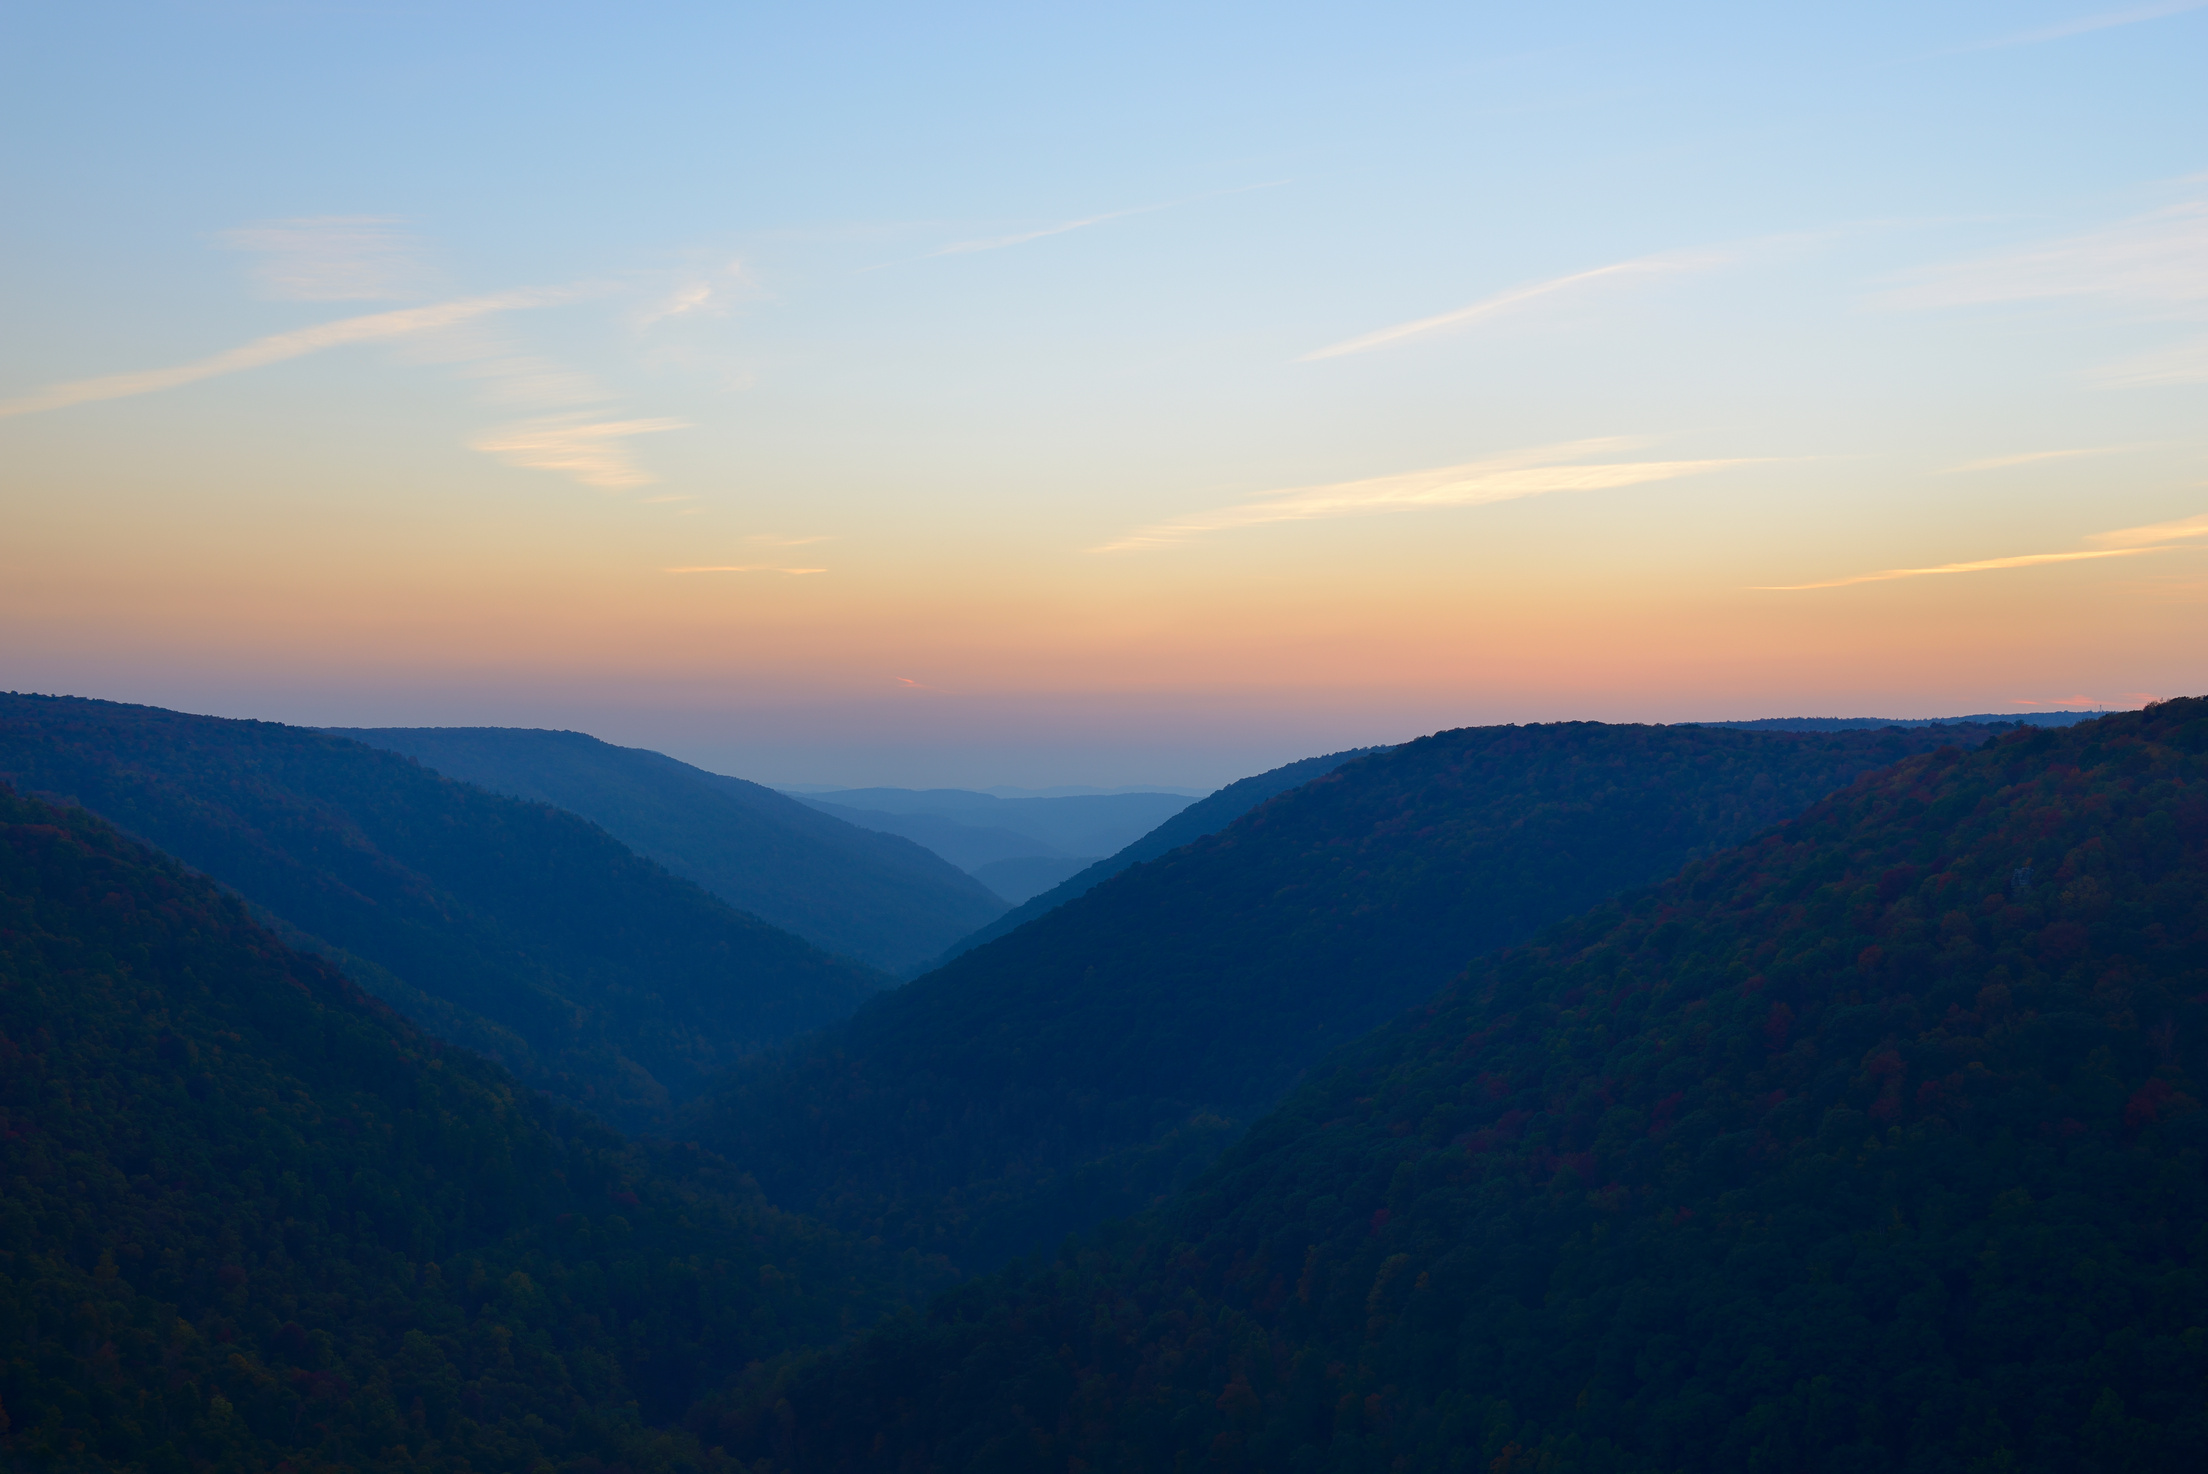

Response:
(2, 693), (2196, 1474)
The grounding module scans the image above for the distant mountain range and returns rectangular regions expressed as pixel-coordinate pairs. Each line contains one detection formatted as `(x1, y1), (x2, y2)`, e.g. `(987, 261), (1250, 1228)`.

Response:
(691, 721), (1998, 1270)
(0, 696), (885, 1126)
(706, 701), (2208, 1473)
(788, 787), (1199, 905)
(332, 726), (1008, 972)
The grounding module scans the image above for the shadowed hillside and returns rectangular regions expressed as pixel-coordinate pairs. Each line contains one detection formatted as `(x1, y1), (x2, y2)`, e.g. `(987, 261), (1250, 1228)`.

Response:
(705, 700), (2208, 1474)
(333, 726), (1007, 974)
(695, 720), (1994, 1270)
(1, 695), (882, 1127)
(937, 746), (1390, 963)
(0, 785), (931, 1474)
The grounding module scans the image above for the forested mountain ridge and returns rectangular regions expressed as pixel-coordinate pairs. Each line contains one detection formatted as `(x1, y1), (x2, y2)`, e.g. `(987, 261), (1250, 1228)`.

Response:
(707, 699), (2208, 1474)
(695, 720), (1994, 1271)
(0, 785), (930, 1474)
(0, 695), (881, 1127)
(331, 727), (1006, 974)
(935, 746), (1389, 964)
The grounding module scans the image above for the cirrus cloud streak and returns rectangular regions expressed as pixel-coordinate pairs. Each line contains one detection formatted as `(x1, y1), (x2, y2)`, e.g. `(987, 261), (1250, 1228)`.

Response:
(1094, 440), (1755, 553)
(1295, 248), (1736, 363)
(0, 287), (590, 419)
(1757, 509), (2208, 590)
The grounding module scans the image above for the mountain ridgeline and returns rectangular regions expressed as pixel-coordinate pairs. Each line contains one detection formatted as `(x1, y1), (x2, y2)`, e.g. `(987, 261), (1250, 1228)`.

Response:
(694, 720), (1997, 1271)
(790, 788), (1199, 910)
(0, 785), (931, 1474)
(935, 746), (1390, 964)
(707, 701), (2208, 1474)
(0, 695), (882, 1128)
(330, 726), (1007, 975)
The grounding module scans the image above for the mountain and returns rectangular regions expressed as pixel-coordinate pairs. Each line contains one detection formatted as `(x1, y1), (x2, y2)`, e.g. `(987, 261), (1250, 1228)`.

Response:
(0, 694), (882, 1127)
(799, 800), (1075, 876)
(938, 746), (1389, 962)
(0, 784), (930, 1474)
(791, 789), (1194, 867)
(694, 721), (1995, 1271)
(331, 726), (1007, 974)
(703, 700), (2208, 1474)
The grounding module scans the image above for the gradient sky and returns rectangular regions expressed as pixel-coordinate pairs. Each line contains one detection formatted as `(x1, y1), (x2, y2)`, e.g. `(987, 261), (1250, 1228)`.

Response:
(3, 2), (2204, 787)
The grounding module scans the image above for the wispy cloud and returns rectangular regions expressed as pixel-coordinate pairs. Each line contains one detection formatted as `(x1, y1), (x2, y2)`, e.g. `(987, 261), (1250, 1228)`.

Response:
(1094, 439), (1753, 553)
(474, 415), (688, 490)
(1963, 0), (2208, 51)
(8, 223), (695, 492)
(746, 533), (831, 547)
(0, 287), (585, 419)
(2087, 510), (2208, 547)
(933, 204), (1167, 257)
(1758, 507), (2208, 589)
(1881, 199), (2208, 385)
(221, 216), (432, 301)
(666, 564), (827, 575)
(909, 181), (1288, 264)
(636, 261), (753, 327)
(1944, 445), (2135, 472)
(1296, 248), (1736, 362)
(1754, 547), (2161, 590)
(1878, 200), (2208, 314)
(2094, 336), (2208, 385)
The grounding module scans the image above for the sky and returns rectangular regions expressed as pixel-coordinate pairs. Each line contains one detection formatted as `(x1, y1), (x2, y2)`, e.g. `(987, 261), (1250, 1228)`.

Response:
(2, 1), (2203, 788)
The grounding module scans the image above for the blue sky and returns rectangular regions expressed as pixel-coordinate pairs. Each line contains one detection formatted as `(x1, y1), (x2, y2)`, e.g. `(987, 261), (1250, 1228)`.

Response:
(3, 2), (2203, 786)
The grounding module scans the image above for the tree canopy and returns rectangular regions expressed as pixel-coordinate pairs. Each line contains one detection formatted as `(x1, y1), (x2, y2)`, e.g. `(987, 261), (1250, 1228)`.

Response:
(0, 785), (933, 1474)
(705, 700), (2208, 1473)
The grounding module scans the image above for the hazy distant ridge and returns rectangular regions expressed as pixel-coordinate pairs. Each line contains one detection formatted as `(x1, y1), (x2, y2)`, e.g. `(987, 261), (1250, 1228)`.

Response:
(335, 726), (1008, 973)
(1, 695), (881, 1126)
(935, 746), (1388, 964)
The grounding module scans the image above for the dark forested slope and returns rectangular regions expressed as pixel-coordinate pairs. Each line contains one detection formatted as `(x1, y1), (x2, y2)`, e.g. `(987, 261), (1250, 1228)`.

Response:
(0, 695), (881, 1126)
(697, 721), (1990, 1270)
(332, 727), (1006, 974)
(937, 746), (1388, 963)
(0, 786), (926, 1474)
(712, 700), (2208, 1474)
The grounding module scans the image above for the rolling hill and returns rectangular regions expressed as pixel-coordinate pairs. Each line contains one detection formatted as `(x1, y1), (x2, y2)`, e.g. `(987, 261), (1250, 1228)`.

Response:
(0, 783), (928, 1474)
(331, 726), (1007, 975)
(694, 720), (1995, 1270)
(0, 694), (882, 1127)
(704, 700), (2208, 1474)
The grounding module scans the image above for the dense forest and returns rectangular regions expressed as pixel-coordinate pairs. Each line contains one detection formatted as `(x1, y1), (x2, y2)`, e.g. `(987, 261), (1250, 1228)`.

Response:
(937, 747), (1390, 964)
(0, 786), (937, 1474)
(333, 727), (1005, 975)
(0, 695), (881, 1128)
(703, 701), (2208, 1473)
(693, 721), (1996, 1271)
